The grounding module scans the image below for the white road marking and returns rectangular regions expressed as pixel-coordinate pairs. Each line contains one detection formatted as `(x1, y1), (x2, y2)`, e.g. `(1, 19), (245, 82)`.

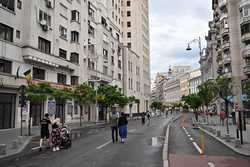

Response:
(208, 162), (215, 167)
(190, 138), (193, 141)
(31, 146), (41, 150)
(187, 135), (191, 137)
(192, 142), (202, 154)
(128, 129), (136, 133)
(96, 140), (112, 150)
(182, 127), (186, 130)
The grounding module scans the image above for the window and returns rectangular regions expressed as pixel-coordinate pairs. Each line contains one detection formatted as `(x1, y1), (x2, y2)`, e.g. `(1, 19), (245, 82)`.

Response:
(71, 76), (79, 85)
(57, 73), (67, 84)
(0, 23), (13, 42)
(17, 0), (22, 9)
(16, 30), (20, 39)
(38, 37), (51, 54)
(103, 66), (108, 75)
(127, 11), (131, 17)
(103, 49), (108, 60)
(127, 42), (131, 48)
(71, 31), (79, 43)
(0, 0), (15, 11)
(70, 52), (79, 64)
(59, 49), (67, 59)
(127, 1), (131, 6)
(118, 73), (122, 80)
(127, 32), (131, 38)
(111, 56), (114, 65)
(59, 26), (67, 39)
(127, 21), (131, 27)
(33, 67), (45, 80)
(39, 10), (51, 26)
(71, 10), (80, 22)
(0, 59), (11, 74)
(118, 60), (122, 69)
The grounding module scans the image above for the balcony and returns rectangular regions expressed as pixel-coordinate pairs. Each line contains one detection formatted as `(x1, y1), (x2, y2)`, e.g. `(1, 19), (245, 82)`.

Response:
(221, 41), (230, 50)
(218, 0), (227, 9)
(220, 13), (228, 21)
(87, 69), (112, 83)
(223, 71), (232, 78)
(221, 27), (229, 36)
(22, 46), (79, 72)
(240, 16), (250, 25)
(241, 32), (250, 42)
(223, 54), (231, 65)
(243, 65), (250, 75)
(242, 45), (250, 59)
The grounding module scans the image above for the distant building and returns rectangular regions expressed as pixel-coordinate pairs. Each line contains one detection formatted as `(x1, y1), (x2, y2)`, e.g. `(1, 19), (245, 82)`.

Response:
(189, 69), (202, 94)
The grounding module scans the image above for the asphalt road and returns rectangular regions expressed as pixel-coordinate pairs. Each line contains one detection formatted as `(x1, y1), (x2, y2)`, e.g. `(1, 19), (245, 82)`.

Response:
(169, 113), (250, 167)
(0, 117), (170, 167)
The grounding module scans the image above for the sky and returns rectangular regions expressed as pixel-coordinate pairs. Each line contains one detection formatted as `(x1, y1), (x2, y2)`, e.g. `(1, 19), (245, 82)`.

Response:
(149, 0), (213, 79)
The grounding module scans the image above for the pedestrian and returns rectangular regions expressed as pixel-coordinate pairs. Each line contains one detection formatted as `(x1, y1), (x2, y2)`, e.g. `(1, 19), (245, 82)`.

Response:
(51, 119), (61, 151)
(39, 113), (51, 151)
(146, 110), (151, 126)
(231, 110), (236, 125)
(110, 111), (118, 143)
(220, 110), (226, 126)
(141, 112), (146, 125)
(118, 112), (128, 143)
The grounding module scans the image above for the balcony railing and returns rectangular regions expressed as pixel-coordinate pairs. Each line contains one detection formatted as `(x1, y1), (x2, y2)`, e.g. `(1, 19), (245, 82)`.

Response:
(241, 32), (250, 42)
(242, 44), (250, 59)
(218, 0), (227, 9)
(243, 64), (250, 75)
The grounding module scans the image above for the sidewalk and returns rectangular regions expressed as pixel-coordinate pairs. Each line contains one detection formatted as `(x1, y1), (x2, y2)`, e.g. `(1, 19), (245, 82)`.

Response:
(0, 121), (105, 159)
(197, 115), (250, 156)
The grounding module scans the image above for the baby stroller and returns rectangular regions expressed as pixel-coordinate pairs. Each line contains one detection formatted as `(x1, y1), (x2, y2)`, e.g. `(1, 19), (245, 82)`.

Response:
(60, 125), (72, 149)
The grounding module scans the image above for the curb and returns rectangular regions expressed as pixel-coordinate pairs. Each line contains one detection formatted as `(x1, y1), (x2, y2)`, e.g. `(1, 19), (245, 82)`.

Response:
(162, 114), (182, 167)
(199, 126), (250, 157)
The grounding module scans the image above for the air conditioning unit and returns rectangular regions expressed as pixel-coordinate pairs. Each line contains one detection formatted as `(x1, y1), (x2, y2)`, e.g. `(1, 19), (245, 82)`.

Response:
(46, 0), (53, 8)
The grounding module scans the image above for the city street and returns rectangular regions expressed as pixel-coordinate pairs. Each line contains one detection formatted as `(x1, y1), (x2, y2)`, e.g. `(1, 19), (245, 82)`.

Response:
(169, 113), (250, 167)
(0, 118), (168, 167)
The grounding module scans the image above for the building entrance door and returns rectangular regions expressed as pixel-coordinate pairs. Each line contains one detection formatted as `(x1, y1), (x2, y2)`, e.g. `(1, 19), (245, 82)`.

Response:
(30, 102), (44, 126)
(0, 93), (16, 129)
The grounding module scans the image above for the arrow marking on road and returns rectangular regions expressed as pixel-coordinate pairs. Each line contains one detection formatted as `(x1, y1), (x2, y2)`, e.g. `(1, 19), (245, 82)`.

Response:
(96, 140), (112, 150)
(208, 162), (215, 167)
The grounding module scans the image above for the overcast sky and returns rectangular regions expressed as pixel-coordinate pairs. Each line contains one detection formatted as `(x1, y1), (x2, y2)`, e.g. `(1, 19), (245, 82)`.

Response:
(149, 0), (213, 79)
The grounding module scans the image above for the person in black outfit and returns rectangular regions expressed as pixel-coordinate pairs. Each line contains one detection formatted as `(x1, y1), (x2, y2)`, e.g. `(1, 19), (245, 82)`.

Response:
(141, 112), (146, 125)
(118, 112), (128, 143)
(39, 113), (51, 151)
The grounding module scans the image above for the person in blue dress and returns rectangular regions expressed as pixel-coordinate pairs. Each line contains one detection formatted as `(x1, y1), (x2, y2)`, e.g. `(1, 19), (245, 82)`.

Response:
(118, 112), (128, 143)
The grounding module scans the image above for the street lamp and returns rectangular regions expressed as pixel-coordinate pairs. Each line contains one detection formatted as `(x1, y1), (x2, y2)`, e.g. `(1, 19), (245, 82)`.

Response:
(186, 37), (207, 59)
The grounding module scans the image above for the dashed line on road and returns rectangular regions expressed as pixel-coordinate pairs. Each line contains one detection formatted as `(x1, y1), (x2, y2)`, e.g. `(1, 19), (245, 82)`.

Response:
(96, 140), (112, 150)
(192, 142), (202, 154)
(31, 146), (41, 150)
(190, 137), (193, 141)
(128, 129), (136, 133)
(208, 162), (215, 167)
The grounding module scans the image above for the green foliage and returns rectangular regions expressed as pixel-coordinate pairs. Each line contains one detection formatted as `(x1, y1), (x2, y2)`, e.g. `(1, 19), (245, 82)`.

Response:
(182, 93), (202, 111)
(73, 83), (96, 105)
(150, 101), (163, 110)
(198, 80), (216, 107)
(215, 76), (232, 101)
(97, 85), (129, 108)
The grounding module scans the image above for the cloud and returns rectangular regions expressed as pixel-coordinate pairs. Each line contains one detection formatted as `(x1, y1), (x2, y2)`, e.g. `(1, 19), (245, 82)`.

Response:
(149, 0), (213, 79)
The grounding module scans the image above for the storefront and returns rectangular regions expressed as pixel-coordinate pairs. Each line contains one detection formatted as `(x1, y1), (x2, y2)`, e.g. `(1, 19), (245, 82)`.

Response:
(30, 101), (44, 126)
(0, 93), (16, 129)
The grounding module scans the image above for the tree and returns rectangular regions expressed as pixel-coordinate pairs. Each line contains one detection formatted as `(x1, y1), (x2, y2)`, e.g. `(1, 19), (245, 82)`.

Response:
(214, 76), (232, 134)
(197, 80), (216, 113)
(150, 101), (163, 111)
(73, 83), (96, 126)
(182, 94), (202, 113)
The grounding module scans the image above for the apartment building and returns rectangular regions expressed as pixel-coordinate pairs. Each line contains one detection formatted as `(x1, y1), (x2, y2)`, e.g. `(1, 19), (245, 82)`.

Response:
(0, 0), (151, 129)
(122, 0), (151, 112)
(189, 69), (202, 94)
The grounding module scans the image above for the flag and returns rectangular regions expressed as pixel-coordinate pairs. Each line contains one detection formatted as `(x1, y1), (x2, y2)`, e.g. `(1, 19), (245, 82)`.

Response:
(15, 66), (20, 79)
(23, 69), (32, 84)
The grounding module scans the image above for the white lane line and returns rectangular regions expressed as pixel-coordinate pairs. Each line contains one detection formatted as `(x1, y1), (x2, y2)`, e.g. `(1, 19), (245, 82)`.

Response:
(128, 129), (136, 133)
(31, 146), (41, 150)
(190, 137), (193, 141)
(182, 127), (186, 130)
(208, 162), (215, 167)
(192, 142), (202, 154)
(96, 140), (112, 150)
(187, 135), (191, 137)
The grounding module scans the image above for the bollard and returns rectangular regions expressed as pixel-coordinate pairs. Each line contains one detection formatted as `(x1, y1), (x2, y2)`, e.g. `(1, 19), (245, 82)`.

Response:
(216, 130), (221, 137)
(225, 134), (231, 142)
(235, 139), (241, 148)
(11, 140), (19, 149)
(0, 144), (7, 155)
(17, 136), (23, 145)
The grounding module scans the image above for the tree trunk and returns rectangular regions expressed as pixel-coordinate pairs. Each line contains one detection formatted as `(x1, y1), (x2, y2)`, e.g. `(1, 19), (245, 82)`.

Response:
(225, 100), (229, 134)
